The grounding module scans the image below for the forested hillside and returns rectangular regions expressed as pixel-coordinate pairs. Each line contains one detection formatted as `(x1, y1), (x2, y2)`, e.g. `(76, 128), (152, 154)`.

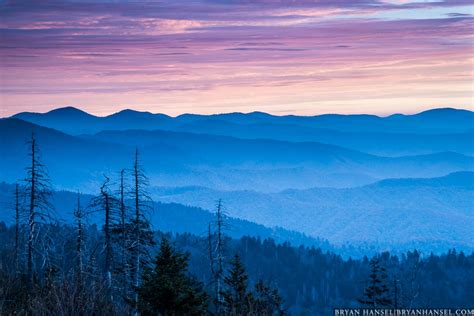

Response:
(1, 115), (473, 253)
(2, 0), (474, 311)
(0, 182), (334, 254)
(2, 116), (474, 192)
(152, 172), (474, 251)
(1, 223), (472, 315)
(0, 132), (473, 315)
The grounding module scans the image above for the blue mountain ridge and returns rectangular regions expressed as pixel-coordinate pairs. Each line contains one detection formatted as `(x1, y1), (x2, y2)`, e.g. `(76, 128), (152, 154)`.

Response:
(12, 107), (474, 156)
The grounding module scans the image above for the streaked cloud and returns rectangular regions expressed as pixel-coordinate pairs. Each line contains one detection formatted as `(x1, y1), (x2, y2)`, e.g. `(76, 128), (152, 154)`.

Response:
(0, 0), (472, 116)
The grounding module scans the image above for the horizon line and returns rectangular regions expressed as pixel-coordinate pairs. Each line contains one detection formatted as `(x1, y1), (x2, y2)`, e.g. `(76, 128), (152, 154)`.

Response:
(4, 105), (474, 119)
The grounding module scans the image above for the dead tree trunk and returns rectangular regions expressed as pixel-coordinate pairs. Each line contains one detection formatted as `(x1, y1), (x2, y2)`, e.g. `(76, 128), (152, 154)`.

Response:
(215, 199), (224, 313)
(100, 177), (114, 298)
(130, 149), (154, 316)
(119, 169), (128, 298)
(133, 150), (141, 315)
(24, 134), (53, 294)
(90, 175), (117, 302)
(14, 183), (20, 274)
(75, 195), (84, 285)
(27, 136), (36, 292)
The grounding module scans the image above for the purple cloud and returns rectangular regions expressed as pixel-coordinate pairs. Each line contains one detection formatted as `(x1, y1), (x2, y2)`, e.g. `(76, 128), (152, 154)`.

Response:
(0, 0), (472, 116)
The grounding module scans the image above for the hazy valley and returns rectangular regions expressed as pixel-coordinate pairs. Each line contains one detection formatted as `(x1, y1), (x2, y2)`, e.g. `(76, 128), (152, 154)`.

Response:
(1, 107), (473, 253)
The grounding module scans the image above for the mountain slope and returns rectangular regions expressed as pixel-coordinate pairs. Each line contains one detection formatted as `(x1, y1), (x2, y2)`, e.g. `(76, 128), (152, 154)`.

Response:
(1, 118), (473, 191)
(13, 107), (101, 134)
(173, 120), (474, 156)
(0, 118), (192, 190)
(12, 107), (474, 156)
(193, 108), (474, 133)
(13, 107), (174, 135)
(1, 118), (473, 252)
(0, 182), (331, 252)
(151, 172), (474, 250)
(12, 107), (474, 135)
(89, 129), (474, 183)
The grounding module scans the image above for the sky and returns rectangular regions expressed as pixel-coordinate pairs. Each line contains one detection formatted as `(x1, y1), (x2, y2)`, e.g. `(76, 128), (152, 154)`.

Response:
(0, 0), (473, 117)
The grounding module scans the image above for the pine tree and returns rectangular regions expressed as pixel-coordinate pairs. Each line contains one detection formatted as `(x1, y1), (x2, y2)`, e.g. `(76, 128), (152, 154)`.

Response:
(392, 278), (399, 308)
(221, 254), (254, 315)
(254, 280), (286, 316)
(358, 257), (392, 307)
(136, 238), (208, 315)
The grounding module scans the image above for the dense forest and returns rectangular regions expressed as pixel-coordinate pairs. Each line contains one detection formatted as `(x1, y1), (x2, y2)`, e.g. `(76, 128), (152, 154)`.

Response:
(0, 135), (473, 315)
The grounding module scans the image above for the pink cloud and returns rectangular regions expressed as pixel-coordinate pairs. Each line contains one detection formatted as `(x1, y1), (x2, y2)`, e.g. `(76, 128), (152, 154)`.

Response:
(0, 0), (473, 116)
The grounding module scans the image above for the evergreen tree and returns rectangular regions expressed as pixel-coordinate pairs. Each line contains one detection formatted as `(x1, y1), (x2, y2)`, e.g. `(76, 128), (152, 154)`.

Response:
(136, 238), (208, 315)
(254, 280), (286, 316)
(221, 254), (254, 315)
(359, 257), (392, 307)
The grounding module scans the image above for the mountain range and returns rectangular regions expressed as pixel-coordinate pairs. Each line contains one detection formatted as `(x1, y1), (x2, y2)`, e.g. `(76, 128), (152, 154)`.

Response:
(13, 106), (474, 134)
(1, 106), (473, 253)
(0, 182), (337, 255)
(151, 172), (474, 251)
(12, 107), (474, 156)
(1, 117), (473, 191)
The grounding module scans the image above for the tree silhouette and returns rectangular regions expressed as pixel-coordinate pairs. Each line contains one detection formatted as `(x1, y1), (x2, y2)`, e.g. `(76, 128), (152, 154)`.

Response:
(359, 257), (392, 307)
(74, 194), (85, 283)
(130, 149), (155, 314)
(90, 175), (118, 298)
(254, 279), (286, 316)
(112, 168), (132, 299)
(13, 183), (21, 274)
(137, 238), (208, 315)
(208, 198), (227, 314)
(23, 134), (54, 293)
(221, 254), (253, 315)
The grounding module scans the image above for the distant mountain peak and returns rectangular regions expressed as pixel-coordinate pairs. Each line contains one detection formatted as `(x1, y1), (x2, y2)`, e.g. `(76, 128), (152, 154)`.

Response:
(247, 111), (273, 117)
(415, 107), (473, 116)
(114, 108), (151, 115)
(46, 106), (94, 117)
(107, 109), (170, 119)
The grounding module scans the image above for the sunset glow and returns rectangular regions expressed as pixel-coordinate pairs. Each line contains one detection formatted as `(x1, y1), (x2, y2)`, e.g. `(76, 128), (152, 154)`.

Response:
(1, 0), (473, 116)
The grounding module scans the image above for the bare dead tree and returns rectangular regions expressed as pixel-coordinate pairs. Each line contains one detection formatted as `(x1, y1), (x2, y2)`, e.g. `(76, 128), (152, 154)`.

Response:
(13, 183), (21, 274)
(130, 149), (154, 315)
(90, 175), (118, 300)
(23, 133), (54, 294)
(207, 199), (227, 314)
(72, 193), (86, 315)
(111, 168), (132, 300)
(103, 179), (113, 293)
(74, 194), (85, 291)
(119, 169), (127, 272)
(215, 199), (225, 313)
(208, 223), (215, 278)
